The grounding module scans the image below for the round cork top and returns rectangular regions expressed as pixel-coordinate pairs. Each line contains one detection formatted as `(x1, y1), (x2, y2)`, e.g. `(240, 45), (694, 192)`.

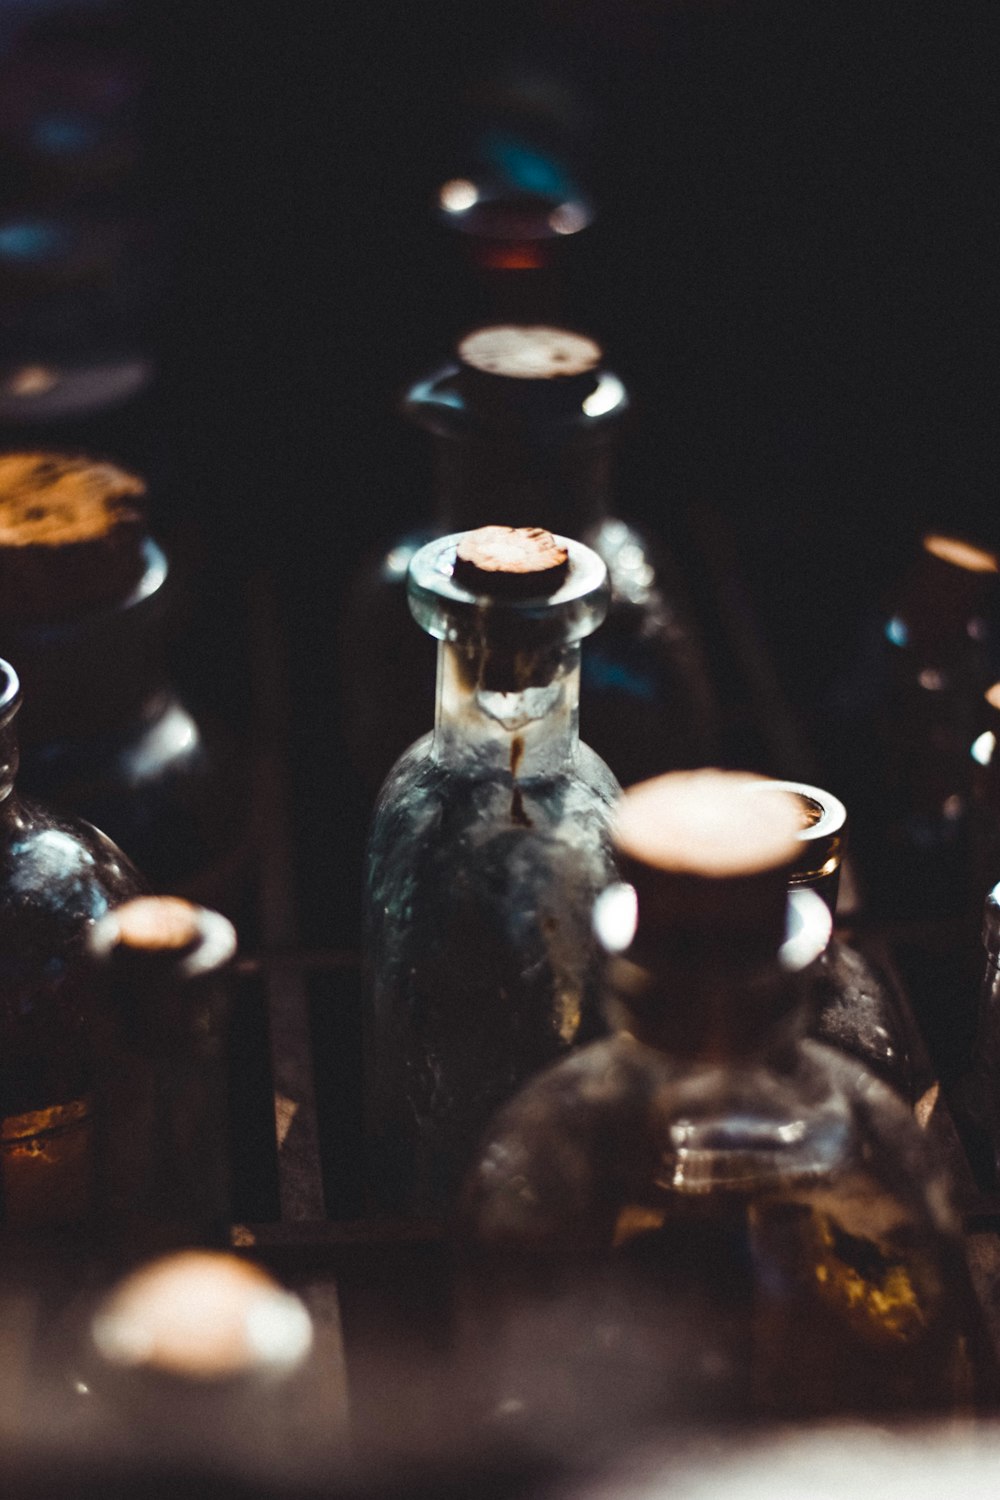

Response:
(91, 1251), (313, 1382)
(113, 896), (202, 954)
(453, 525), (570, 596)
(0, 452), (145, 547)
(923, 533), (998, 575)
(458, 325), (601, 381)
(615, 770), (802, 878)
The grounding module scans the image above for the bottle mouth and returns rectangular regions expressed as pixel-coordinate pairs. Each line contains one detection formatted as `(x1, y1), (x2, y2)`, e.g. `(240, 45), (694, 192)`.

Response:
(407, 529), (609, 645)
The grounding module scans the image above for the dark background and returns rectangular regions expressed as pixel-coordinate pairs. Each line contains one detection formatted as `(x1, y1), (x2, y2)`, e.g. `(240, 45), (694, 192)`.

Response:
(3, 0), (998, 940)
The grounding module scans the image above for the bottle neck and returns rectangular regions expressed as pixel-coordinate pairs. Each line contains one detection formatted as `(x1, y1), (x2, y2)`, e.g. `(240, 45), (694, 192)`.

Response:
(608, 954), (810, 1064)
(432, 637), (581, 777)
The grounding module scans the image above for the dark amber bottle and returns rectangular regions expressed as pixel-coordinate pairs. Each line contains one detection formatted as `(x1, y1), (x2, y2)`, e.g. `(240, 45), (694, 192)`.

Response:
(86, 896), (237, 1257)
(364, 526), (620, 1219)
(461, 772), (992, 1438)
(340, 323), (718, 792)
(0, 452), (248, 908)
(0, 657), (143, 1232)
(748, 777), (931, 1105)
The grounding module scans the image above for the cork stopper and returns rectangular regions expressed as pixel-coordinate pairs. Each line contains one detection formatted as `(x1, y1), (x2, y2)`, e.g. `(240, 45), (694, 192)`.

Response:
(457, 324), (602, 417)
(459, 326), (601, 381)
(0, 451), (148, 620)
(453, 524), (569, 597)
(612, 771), (802, 961)
(91, 1251), (313, 1382)
(113, 896), (202, 954)
(923, 534), (998, 575)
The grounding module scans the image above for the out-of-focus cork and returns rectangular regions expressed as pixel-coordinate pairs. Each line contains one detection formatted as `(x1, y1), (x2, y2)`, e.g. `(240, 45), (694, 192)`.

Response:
(616, 769), (802, 879)
(113, 896), (202, 954)
(92, 1251), (312, 1381)
(453, 524), (569, 597)
(0, 451), (147, 620)
(458, 325), (601, 381)
(922, 534), (998, 575)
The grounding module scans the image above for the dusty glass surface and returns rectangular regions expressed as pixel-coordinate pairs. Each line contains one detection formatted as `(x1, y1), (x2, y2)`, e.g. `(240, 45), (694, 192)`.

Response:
(364, 534), (621, 1218)
(0, 661), (145, 1231)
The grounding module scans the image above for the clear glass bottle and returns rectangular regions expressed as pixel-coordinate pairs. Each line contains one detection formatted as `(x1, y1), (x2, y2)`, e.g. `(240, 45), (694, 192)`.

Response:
(460, 771), (992, 1439)
(0, 451), (248, 910)
(364, 526), (621, 1219)
(954, 882), (1000, 1190)
(340, 323), (719, 793)
(0, 656), (144, 1233)
(86, 896), (237, 1258)
(749, 777), (931, 1105)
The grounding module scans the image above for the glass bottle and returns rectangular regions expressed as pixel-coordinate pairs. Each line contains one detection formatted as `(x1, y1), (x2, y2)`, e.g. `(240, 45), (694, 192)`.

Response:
(748, 777), (931, 1105)
(0, 451), (248, 910)
(0, 656), (144, 1232)
(340, 323), (719, 793)
(460, 771), (992, 1439)
(827, 532), (1000, 921)
(86, 895), (237, 1258)
(364, 525), (621, 1219)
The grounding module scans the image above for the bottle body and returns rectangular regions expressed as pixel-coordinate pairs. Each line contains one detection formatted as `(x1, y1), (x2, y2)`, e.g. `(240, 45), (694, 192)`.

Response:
(0, 793), (143, 1231)
(461, 1030), (987, 1434)
(366, 731), (619, 1218)
(363, 528), (620, 1218)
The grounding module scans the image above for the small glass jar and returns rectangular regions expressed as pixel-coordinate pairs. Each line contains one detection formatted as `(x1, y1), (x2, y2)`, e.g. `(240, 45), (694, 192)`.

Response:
(0, 656), (144, 1233)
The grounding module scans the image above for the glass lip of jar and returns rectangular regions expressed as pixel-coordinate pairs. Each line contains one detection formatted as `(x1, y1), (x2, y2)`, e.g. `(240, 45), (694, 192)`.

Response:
(407, 530), (609, 644)
(0, 534), (168, 644)
(0, 658), (21, 723)
(755, 778), (847, 885)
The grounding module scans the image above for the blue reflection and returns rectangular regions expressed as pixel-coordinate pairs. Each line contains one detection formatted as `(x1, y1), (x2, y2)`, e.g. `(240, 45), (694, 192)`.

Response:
(32, 114), (101, 155)
(884, 615), (909, 647)
(481, 132), (573, 198)
(0, 218), (69, 263)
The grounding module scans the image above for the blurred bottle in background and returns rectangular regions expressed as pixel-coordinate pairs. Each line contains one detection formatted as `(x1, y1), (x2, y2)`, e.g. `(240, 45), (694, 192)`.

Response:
(0, 452), (251, 912)
(340, 323), (718, 793)
(0, 656), (143, 1235)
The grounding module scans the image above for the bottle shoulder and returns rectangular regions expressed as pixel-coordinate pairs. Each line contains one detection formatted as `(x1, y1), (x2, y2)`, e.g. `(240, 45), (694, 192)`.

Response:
(0, 793), (144, 926)
(368, 737), (619, 869)
(463, 1034), (957, 1253)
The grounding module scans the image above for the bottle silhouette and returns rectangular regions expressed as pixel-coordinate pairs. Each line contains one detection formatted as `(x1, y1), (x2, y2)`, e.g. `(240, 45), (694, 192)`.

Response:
(0, 451), (248, 909)
(364, 526), (620, 1218)
(748, 777), (932, 1105)
(86, 895), (237, 1258)
(0, 655), (144, 1232)
(460, 771), (993, 1440)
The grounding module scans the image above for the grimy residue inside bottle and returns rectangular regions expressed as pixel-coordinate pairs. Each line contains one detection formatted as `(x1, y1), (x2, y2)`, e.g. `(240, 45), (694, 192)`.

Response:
(510, 733), (532, 827)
